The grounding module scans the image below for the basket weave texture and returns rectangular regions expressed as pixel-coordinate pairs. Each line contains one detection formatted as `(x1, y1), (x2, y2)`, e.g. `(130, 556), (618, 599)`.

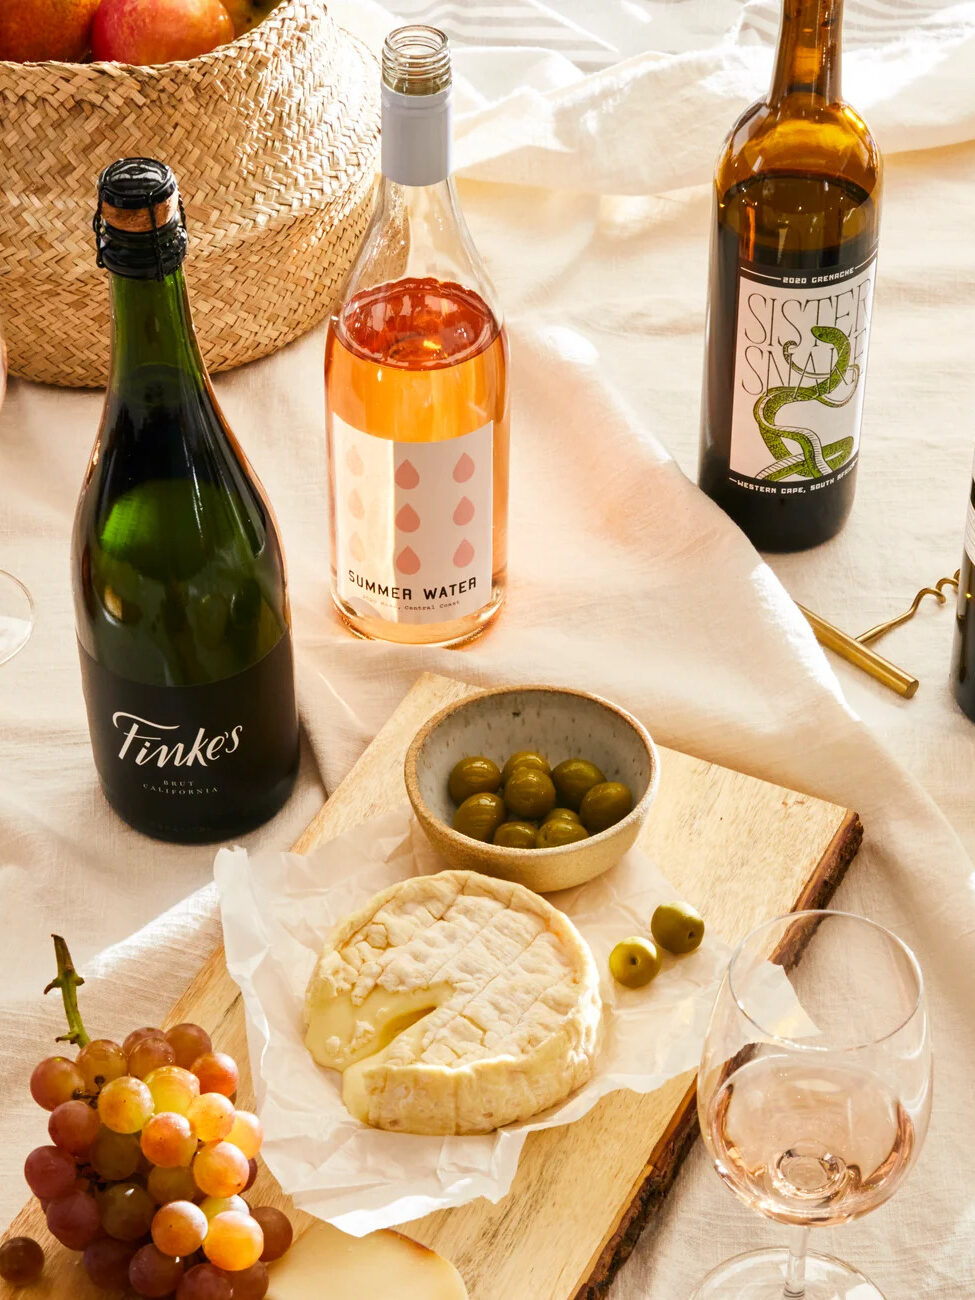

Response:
(0, 1), (379, 388)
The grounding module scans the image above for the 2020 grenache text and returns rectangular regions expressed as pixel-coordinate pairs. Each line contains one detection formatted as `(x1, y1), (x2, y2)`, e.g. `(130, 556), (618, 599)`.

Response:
(112, 712), (243, 767)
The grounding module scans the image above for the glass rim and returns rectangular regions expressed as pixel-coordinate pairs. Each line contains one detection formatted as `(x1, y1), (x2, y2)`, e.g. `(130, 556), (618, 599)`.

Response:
(0, 568), (34, 667)
(727, 908), (925, 1051)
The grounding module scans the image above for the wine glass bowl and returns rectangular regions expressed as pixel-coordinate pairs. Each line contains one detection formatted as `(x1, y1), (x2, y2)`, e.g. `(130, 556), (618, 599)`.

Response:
(0, 569), (34, 667)
(693, 910), (931, 1299)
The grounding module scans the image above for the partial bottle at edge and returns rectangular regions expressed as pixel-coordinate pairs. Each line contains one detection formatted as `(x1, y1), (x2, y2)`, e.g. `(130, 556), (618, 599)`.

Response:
(698, 0), (881, 551)
(73, 158), (299, 842)
(951, 450), (975, 722)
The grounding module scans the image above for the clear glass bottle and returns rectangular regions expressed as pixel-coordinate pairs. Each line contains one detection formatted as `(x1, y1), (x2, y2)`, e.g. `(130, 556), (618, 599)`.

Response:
(325, 25), (509, 647)
(73, 158), (299, 842)
(697, 0), (881, 552)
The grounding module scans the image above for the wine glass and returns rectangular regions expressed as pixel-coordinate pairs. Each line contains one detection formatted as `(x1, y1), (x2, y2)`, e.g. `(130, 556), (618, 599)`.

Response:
(0, 568), (33, 665)
(693, 910), (932, 1299)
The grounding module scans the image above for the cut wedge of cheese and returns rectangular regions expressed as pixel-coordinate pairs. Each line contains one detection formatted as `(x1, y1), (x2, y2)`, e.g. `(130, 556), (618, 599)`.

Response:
(267, 1222), (467, 1299)
(304, 869), (602, 1135)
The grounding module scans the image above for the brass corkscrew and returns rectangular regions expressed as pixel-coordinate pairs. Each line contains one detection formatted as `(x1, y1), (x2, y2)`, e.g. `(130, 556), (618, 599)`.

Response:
(797, 571), (960, 699)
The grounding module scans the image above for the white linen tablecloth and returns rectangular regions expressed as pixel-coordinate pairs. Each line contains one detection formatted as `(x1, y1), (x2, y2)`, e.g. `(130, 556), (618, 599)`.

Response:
(2, 2), (975, 1295)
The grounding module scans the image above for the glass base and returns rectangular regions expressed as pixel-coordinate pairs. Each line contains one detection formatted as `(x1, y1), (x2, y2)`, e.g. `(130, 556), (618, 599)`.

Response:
(0, 569), (34, 666)
(690, 1248), (884, 1299)
(331, 585), (505, 648)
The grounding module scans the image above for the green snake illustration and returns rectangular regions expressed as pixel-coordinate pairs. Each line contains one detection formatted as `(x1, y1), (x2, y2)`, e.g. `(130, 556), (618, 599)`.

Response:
(754, 324), (860, 481)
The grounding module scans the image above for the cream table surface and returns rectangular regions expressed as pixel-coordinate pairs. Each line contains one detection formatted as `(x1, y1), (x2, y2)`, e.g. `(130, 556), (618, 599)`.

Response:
(3, 2), (975, 1297)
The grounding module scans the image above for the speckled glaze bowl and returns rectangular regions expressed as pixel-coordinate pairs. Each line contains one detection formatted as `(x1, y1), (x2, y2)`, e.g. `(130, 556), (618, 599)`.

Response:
(404, 686), (659, 893)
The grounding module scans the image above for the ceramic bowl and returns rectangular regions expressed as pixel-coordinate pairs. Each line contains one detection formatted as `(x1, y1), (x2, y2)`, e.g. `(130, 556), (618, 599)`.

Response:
(404, 685), (659, 893)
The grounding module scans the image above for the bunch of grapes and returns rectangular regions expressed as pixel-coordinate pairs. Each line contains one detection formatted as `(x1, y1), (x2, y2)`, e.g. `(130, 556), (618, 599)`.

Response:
(0, 940), (294, 1298)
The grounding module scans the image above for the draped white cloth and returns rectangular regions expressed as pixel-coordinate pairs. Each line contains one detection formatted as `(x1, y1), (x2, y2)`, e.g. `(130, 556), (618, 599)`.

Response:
(2, 1), (975, 1294)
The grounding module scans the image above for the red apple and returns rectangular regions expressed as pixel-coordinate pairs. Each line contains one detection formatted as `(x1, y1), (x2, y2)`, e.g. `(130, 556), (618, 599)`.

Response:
(0, 0), (102, 62)
(91, 0), (234, 64)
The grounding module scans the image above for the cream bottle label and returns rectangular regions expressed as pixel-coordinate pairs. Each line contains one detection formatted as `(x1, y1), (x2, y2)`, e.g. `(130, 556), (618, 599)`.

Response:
(333, 416), (493, 624)
(965, 497), (975, 568)
(727, 252), (876, 492)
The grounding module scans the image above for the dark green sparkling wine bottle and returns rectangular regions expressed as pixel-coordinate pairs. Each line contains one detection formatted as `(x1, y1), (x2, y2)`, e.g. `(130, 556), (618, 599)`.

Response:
(951, 460), (975, 721)
(73, 158), (299, 842)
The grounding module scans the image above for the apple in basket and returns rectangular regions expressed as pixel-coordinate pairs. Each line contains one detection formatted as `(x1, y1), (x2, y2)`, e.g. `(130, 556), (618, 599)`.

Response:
(0, 0), (102, 61)
(92, 0), (234, 62)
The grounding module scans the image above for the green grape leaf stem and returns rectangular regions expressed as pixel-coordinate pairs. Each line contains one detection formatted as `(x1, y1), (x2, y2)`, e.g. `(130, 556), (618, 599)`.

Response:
(43, 935), (91, 1049)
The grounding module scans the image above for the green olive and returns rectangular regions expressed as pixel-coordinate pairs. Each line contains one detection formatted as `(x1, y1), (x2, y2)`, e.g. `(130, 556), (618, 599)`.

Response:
(448, 755), (502, 805)
(651, 902), (705, 955)
(609, 937), (662, 989)
(493, 820), (539, 849)
(542, 807), (582, 825)
(500, 750), (551, 782)
(536, 818), (589, 848)
(551, 758), (606, 811)
(579, 781), (634, 834)
(504, 767), (557, 820)
(452, 792), (506, 842)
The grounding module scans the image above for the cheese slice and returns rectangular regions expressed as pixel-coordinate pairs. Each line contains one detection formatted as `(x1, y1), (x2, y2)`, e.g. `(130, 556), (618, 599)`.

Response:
(304, 870), (602, 1135)
(267, 1222), (467, 1299)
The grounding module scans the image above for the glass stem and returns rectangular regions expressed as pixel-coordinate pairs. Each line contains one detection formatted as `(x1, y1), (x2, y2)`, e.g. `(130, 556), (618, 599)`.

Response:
(784, 1226), (810, 1297)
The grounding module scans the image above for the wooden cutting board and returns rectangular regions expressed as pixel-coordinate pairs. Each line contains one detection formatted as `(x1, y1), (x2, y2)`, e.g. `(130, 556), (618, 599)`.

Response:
(1, 673), (862, 1300)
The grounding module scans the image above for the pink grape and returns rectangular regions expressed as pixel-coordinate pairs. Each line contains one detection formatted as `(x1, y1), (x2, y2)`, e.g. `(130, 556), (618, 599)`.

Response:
(30, 1056), (84, 1111)
(193, 1142), (249, 1198)
(99, 1180), (155, 1241)
(141, 1112), (197, 1168)
(226, 1111), (262, 1160)
(48, 1099), (100, 1156)
(166, 1023), (213, 1071)
(123, 1026), (166, 1055)
(129, 1242), (185, 1297)
(152, 1199), (208, 1256)
(46, 1189), (101, 1250)
(24, 1145), (77, 1200)
(97, 1075), (154, 1133)
(231, 1259), (270, 1299)
(147, 1164), (199, 1205)
(202, 1211), (263, 1271)
(76, 1039), (127, 1092)
(244, 1158), (258, 1192)
(90, 1126), (141, 1180)
(128, 1036), (176, 1079)
(191, 1053), (238, 1098)
(0, 1237), (45, 1284)
(177, 1262), (234, 1300)
(250, 1205), (293, 1261)
(187, 1092), (235, 1143)
(84, 1237), (137, 1288)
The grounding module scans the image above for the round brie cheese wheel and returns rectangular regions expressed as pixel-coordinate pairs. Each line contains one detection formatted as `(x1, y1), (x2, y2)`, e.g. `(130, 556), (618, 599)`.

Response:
(304, 869), (602, 1135)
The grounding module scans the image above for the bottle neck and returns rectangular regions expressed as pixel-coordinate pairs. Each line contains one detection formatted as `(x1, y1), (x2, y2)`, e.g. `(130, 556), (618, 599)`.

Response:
(381, 83), (452, 187)
(769, 0), (843, 106)
(107, 265), (206, 385)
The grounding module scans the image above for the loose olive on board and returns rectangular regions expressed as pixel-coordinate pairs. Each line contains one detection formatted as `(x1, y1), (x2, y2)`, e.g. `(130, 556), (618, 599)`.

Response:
(453, 792), (506, 842)
(448, 755), (502, 804)
(651, 902), (705, 954)
(609, 937), (662, 989)
(504, 767), (557, 820)
(536, 818), (589, 848)
(551, 758), (606, 811)
(500, 750), (551, 782)
(493, 820), (539, 849)
(543, 807), (582, 825)
(579, 781), (633, 834)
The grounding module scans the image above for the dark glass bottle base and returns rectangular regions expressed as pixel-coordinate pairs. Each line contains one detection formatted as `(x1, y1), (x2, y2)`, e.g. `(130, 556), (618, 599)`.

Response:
(96, 764), (299, 844)
(699, 450), (856, 552)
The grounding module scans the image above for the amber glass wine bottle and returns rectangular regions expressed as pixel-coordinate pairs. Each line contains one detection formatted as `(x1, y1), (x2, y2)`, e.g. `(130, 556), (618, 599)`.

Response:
(325, 25), (509, 647)
(698, 0), (881, 551)
(73, 159), (299, 842)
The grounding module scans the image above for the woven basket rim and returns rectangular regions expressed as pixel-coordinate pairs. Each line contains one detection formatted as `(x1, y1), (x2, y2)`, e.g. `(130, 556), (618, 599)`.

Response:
(0, 0), (322, 75)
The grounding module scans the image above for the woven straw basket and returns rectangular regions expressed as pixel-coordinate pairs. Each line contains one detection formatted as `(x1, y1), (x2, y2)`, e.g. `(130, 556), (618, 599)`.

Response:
(0, 1), (379, 387)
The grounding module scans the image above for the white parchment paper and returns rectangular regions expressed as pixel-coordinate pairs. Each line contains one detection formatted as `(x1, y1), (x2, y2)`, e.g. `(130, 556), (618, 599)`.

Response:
(214, 808), (736, 1235)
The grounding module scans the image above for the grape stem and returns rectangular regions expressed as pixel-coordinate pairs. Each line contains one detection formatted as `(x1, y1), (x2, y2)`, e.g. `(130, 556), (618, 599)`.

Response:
(43, 935), (91, 1049)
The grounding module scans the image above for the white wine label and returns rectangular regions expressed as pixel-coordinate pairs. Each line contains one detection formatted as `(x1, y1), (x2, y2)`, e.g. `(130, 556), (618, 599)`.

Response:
(965, 497), (975, 568)
(728, 252), (877, 493)
(333, 416), (494, 625)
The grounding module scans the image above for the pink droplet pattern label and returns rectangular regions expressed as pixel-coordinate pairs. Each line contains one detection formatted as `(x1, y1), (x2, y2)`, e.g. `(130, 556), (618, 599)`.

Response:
(396, 504), (420, 533)
(453, 539), (475, 568)
(395, 460), (420, 489)
(346, 447), (364, 476)
(453, 496), (475, 525)
(453, 453), (475, 483)
(347, 489), (364, 520)
(396, 546), (421, 576)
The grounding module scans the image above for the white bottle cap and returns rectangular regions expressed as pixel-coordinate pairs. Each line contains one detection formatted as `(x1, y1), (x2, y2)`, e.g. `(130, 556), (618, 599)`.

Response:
(380, 26), (453, 188)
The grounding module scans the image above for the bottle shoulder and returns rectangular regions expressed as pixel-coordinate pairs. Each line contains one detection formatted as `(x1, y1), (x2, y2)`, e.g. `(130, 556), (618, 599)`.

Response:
(717, 94), (881, 198)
